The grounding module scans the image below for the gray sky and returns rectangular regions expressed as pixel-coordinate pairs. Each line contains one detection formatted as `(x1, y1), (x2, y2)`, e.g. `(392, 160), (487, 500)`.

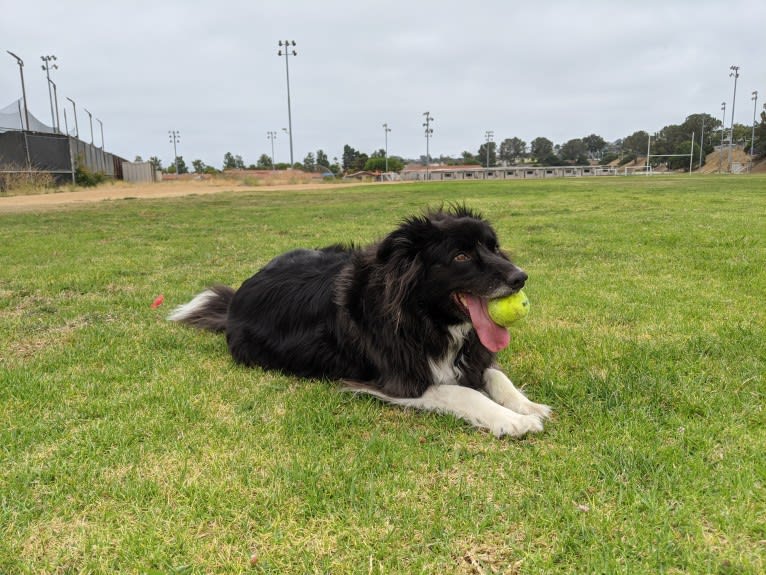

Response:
(2, 0), (764, 169)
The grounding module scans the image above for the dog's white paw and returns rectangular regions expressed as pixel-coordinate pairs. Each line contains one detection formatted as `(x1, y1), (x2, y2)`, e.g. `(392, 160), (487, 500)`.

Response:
(514, 400), (553, 419)
(488, 411), (544, 438)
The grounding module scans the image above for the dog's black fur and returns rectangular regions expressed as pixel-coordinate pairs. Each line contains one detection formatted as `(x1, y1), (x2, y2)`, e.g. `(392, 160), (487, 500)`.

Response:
(170, 206), (527, 399)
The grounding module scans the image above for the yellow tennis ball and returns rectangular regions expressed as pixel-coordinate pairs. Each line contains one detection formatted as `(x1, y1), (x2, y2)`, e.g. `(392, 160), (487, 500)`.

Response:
(487, 290), (530, 326)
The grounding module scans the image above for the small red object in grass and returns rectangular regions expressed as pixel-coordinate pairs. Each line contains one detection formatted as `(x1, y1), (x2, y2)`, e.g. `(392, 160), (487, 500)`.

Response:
(151, 294), (165, 309)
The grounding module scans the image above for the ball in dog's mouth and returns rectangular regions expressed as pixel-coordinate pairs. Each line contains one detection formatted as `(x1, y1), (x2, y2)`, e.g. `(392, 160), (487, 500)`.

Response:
(453, 293), (510, 352)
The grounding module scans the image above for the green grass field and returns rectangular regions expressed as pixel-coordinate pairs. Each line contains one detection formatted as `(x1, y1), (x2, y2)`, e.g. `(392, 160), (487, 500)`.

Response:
(1, 176), (764, 574)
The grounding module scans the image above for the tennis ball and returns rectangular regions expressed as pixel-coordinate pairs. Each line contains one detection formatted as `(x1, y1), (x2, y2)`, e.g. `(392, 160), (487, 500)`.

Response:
(487, 290), (530, 326)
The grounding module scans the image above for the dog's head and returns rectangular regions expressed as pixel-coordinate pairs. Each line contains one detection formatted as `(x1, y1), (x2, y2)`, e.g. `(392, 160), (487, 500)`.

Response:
(377, 205), (526, 351)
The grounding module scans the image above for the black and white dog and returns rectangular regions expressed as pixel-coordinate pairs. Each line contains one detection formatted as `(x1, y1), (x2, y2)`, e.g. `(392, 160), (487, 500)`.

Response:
(169, 206), (551, 437)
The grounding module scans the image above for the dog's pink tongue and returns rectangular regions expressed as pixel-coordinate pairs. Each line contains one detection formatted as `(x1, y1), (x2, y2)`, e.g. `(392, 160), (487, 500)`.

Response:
(463, 295), (510, 352)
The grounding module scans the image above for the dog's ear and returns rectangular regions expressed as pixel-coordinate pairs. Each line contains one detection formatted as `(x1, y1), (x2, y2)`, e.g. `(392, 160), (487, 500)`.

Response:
(376, 216), (435, 262)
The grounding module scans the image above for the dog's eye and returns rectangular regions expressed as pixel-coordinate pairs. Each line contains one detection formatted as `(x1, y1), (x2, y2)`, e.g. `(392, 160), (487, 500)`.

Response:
(454, 253), (471, 262)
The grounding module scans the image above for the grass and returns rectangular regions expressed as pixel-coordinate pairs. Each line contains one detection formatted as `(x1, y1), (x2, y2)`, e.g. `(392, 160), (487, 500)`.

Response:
(1, 175), (765, 574)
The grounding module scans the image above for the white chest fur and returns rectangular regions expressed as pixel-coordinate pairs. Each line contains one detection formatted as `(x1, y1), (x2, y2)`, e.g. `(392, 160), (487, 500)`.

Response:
(428, 323), (472, 385)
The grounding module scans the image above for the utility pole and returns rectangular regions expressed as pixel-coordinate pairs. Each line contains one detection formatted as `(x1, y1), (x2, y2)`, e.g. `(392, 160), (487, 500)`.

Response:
(383, 123), (391, 173)
(7, 51), (30, 131)
(84, 107), (94, 145)
(423, 111), (434, 180)
(751, 91), (758, 170)
(169, 130), (181, 175)
(718, 102), (726, 173)
(41, 55), (59, 132)
(485, 130), (494, 168)
(728, 65), (739, 171)
(267, 131), (277, 171)
(96, 118), (104, 149)
(277, 40), (297, 167)
(699, 116), (705, 169)
(66, 97), (79, 138)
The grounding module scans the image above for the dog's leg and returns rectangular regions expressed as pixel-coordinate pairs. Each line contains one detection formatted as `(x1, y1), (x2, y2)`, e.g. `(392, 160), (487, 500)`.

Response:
(483, 368), (552, 419)
(375, 384), (545, 438)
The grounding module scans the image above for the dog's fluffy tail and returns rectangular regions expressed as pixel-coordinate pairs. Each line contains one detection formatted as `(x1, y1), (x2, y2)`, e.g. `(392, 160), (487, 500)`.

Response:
(167, 285), (234, 333)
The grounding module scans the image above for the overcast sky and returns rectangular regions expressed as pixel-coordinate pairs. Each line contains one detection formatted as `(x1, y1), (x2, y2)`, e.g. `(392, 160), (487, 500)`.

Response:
(2, 0), (764, 168)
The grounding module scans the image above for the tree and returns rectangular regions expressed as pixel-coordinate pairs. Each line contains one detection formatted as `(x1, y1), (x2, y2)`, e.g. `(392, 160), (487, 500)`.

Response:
(342, 145), (361, 172)
(530, 137), (554, 163)
(498, 137), (526, 165)
(477, 141), (497, 167)
(148, 156), (162, 171)
(170, 156), (188, 174)
(316, 149), (330, 168)
(223, 152), (237, 170)
(363, 156), (405, 173)
(582, 134), (606, 159)
(622, 131), (649, 157)
(134, 155), (143, 162)
(256, 154), (272, 169)
(559, 138), (588, 165)
(303, 152), (316, 172)
(461, 150), (481, 165)
(192, 159), (206, 173)
(234, 155), (245, 169)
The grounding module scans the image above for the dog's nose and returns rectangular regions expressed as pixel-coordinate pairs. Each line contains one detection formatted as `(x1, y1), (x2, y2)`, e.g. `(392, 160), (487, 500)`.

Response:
(508, 269), (527, 292)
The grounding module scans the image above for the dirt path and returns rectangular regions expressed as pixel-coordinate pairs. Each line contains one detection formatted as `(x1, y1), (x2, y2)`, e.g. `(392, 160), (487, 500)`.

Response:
(0, 180), (380, 214)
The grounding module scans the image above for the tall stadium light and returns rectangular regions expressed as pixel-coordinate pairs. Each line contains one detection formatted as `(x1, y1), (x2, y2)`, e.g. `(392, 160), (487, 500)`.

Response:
(66, 97), (79, 138)
(41, 55), (58, 133)
(96, 118), (104, 149)
(84, 107), (94, 145)
(699, 115), (705, 169)
(718, 101), (726, 174)
(751, 91), (758, 167)
(423, 111), (434, 180)
(485, 130), (494, 168)
(727, 65), (739, 170)
(7, 51), (30, 131)
(49, 79), (61, 134)
(267, 131), (277, 171)
(383, 123), (391, 173)
(169, 130), (181, 175)
(277, 40), (297, 167)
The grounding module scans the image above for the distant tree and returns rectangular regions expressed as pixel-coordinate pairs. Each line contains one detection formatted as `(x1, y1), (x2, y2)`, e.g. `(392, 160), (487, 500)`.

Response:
(530, 137), (554, 163)
(223, 152), (237, 170)
(461, 150), (481, 165)
(134, 155), (143, 162)
(172, 156), (189, 174)
(256, 154), (273, 169)
(363, 156), (405, 173)
(582, 134), (606, 159)
(667, 140), (701, 170)
(352, 153), (369, 172)
(234, 155), (245, 169)
(303, 152), (316, 172)
(754, 110), (766, 157)
(149, 156), (162, 171)
(477, 141), (498, 167)
(498, 137), (526, 165)
(192, 159), (206, 173)
(622, 131), (649, 157)
(342, 145), (361, 172)
(316, 149), (330, 168)
(559, 138), (589, 164)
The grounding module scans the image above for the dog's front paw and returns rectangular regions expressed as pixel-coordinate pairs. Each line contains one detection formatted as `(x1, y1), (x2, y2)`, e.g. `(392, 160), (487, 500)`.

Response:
(488, 412), (544, 438)
(515, 400), (553, 419)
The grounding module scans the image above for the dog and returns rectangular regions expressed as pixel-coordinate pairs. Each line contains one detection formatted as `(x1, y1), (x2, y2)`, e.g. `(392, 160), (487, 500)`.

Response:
(169, 206), (551, 437)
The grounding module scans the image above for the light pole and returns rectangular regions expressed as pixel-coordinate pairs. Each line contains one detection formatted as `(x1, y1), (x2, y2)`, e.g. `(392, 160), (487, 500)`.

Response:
(719, 101), (726, 173)
(169, 130), (180, 175)
(7, 51), (30, 131)
(383, 123), (391, 173)
(66, 97), (79, 138)
(423, 111), (434, 180)
(699, 115), (705, 168)
(49, 79), (61, 133)
(751, 91), (758, 168)
(83, 108), (94, 145)
(484, 130), (494, 168)
(267, 131), (277, 171)
(41, 55), (58, 132)
(728, 65), (739, 170)
(277, 40), (297, 167)
(96, 118), (104, 149)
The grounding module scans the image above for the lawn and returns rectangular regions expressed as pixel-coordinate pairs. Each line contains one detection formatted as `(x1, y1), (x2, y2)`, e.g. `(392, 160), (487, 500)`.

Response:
(1, 176), (764, 574)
